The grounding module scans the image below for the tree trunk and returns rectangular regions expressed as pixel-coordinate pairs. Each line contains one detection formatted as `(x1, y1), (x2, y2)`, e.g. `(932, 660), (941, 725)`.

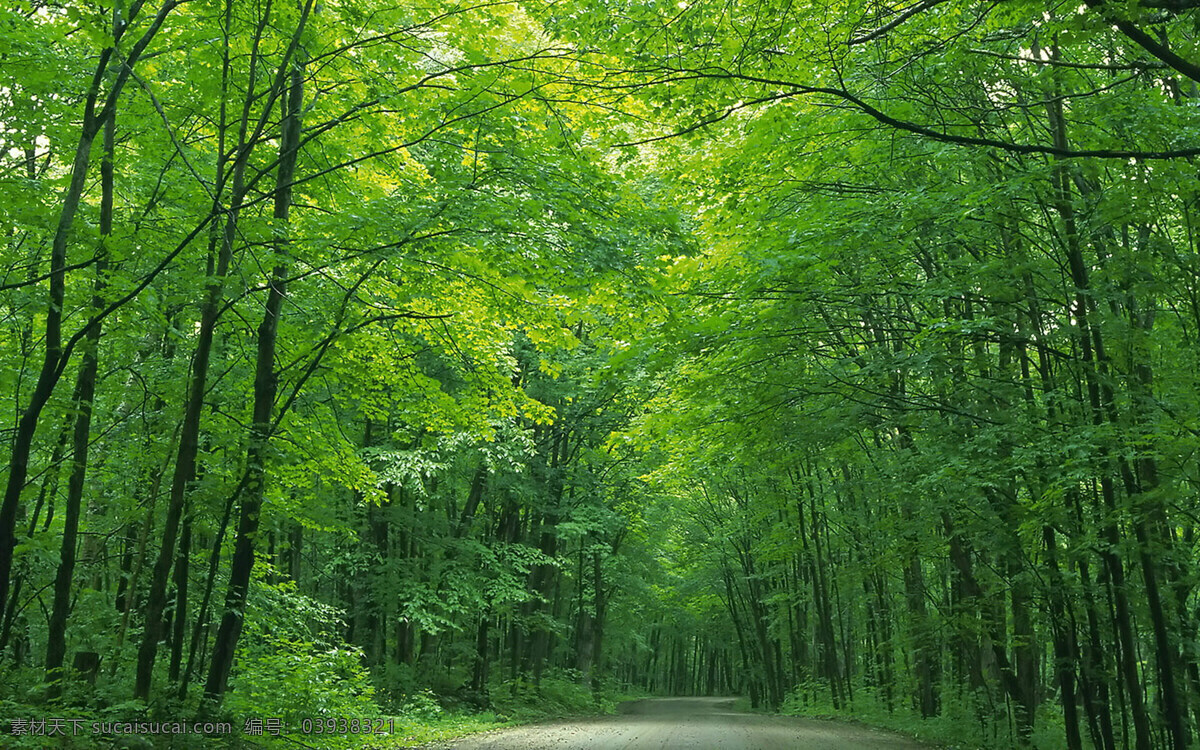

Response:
(135, 0), (265, 698)
(44, 106), (116, 695)
(1046, 91), (1152, 750)
(0, 0), (173, 627)
(204, 48), (306, 702)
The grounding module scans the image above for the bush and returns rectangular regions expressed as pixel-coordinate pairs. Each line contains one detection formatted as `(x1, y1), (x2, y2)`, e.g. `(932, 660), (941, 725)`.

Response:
(222, 581), (378, 749)
(397, 688), (443, 722)
(780, 679), (1071, 750)
(489, 671), (612, 721)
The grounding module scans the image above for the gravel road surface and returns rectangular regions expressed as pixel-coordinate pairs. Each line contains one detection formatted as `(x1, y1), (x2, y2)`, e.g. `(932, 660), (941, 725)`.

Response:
(428, 697), (928, 749)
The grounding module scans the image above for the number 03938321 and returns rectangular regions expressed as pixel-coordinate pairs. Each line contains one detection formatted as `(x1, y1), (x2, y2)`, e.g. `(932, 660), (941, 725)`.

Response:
(298, 717), (395, 734)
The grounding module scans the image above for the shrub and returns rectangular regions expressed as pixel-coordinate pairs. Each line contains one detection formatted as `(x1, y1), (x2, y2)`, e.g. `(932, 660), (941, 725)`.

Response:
(222, 580), (378, 749)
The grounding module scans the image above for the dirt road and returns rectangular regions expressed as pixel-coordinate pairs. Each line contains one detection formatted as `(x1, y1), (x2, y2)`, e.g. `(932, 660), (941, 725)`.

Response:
(428, 697), (928, 749)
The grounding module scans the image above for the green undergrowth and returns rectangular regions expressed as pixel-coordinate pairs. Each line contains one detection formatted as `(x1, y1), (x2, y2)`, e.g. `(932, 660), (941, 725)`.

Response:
(780, 682), (1075, 750)
(240, 675), (638, 749)
(0, 667), (635, 749)
(363, 675), (642, 749)
(360, 712), (513, 748)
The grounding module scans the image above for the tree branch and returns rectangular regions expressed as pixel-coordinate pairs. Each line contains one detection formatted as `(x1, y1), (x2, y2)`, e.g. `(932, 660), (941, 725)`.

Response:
(616, 68), (1200, 159)
(1085, 0), (1200, 83)
(849, 0), (952, 46)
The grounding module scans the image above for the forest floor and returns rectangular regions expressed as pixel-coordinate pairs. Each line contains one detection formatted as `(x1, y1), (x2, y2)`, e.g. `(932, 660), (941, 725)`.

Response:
(419, 697), (929, 749)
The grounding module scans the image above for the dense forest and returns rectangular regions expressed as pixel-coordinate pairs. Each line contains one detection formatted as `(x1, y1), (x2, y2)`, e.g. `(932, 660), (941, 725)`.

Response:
(3, 0), (1200, 748)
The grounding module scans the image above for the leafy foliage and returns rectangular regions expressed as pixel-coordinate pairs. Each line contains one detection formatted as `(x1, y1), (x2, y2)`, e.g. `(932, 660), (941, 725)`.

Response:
(6, 0), (1200, 748)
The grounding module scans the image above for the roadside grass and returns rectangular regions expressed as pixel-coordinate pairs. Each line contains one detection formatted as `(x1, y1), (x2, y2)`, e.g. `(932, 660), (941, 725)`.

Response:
(362, 675), (644, 748)
(779, 683), (1073, 749)
(0, 671), (639, 749)
(361, 712), (515, 748)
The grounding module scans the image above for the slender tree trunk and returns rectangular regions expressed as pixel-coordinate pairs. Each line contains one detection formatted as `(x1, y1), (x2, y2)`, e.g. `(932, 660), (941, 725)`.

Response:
(204, 49), (306, 702)
(0, 0), (173, 626)
(0, 416), (71, 656)
(168, 512), (192, 683)
(1046, 92), (1152, 750)
(0, 56), (110, 626)
(44, 106), (116, 696)
(135, 0), (266, 697)
(180, 476), (242, 698)
(1043, 525), (1085, 750)
(590, 547), (606, 694)
(1023, 267), (1116, 750)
